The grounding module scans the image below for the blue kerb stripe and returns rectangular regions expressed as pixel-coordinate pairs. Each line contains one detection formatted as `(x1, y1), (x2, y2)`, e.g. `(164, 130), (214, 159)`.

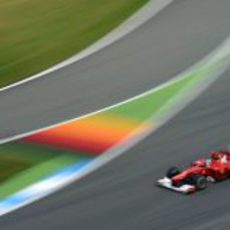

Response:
(0, 195), (29, 208)
(0, 158), (92, 209)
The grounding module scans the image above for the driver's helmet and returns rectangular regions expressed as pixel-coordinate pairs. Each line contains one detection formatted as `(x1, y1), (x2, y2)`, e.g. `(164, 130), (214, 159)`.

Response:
(192, 159), (206, 167)
(211, 151), (225, 160)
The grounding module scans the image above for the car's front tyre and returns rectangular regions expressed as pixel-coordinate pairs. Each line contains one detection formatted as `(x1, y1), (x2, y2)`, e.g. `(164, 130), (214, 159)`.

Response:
(192, 175), (207, 190)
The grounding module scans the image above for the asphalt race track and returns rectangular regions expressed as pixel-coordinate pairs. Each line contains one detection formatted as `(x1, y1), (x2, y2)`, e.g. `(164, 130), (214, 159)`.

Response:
(0, 0), (230, 138)
(0, 0), (230, 229)
(0, 70), (229, 230)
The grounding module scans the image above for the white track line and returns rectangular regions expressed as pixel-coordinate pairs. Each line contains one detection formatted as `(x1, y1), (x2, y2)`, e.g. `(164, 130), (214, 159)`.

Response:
(0, 0), (173, 93)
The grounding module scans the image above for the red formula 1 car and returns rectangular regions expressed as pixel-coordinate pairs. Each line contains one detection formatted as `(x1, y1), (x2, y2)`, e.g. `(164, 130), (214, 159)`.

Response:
(157, 151), (230, 194)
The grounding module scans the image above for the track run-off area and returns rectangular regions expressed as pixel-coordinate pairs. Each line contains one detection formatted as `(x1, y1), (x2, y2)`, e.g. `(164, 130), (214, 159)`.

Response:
(0, 0), (229, 229)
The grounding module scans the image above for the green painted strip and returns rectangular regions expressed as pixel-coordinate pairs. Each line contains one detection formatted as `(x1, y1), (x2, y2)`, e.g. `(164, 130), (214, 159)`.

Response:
(0, 154), (82, 199)
(108, 74), (194, 121)
(0, 141), (91, 185)
(107, 56), (229, 122)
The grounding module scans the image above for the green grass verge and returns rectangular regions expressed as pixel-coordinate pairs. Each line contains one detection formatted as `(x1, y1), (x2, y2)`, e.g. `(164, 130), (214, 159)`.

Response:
(0, 0), (149, 87)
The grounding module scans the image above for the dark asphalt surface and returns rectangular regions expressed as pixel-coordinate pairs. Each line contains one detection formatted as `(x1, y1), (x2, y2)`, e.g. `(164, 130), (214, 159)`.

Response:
(0, 69), (229, 230)
(0, 0), (230, 138)
(0, 0), (230, 229)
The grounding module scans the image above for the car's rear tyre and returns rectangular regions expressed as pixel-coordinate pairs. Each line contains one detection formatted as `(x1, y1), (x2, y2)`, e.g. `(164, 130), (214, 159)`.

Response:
(192, 175), (207, 190)
(166, 167), (181, 178)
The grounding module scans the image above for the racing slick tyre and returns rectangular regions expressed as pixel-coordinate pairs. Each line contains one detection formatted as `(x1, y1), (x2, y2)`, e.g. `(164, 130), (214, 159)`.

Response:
(192, 175), (207, 190)
(166, 167), (181, 178)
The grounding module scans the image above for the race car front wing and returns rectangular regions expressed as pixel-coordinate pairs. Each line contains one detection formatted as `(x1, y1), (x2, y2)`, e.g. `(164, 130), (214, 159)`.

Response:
(157, 177), (196, 194)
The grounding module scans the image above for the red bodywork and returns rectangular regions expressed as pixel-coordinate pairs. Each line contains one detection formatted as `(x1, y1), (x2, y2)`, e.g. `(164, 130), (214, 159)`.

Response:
(172, 152), (230, 186)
